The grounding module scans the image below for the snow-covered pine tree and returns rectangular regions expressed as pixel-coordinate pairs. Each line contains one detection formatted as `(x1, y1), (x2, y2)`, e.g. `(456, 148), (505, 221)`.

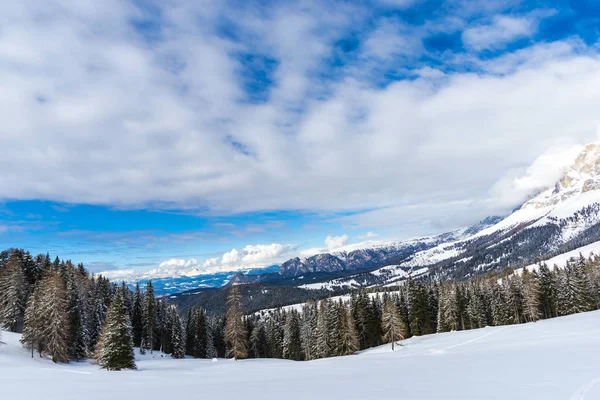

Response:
(265, 315), (281, 358)
(570, 257), (595, 312)
(466, 282), (488, 329)
(314, 300), (330, 358)
(40, 273), (69, 363)
(555, 267), (572, 316)
(89, 296), (106, 350)
(224, 285), (248, 360)
(300, 302), (317, 360)
(157, 296), (169, 352)
(282, 309), (302, 361)
(250, 321), (268, 358)
(21, 281), (44, 358)
(381, 298), (404, 351)
(325, 299), (339, 355)
(0, 254), (26, 332)
(205, 317), (218, 359)
(170, 308), (185, 359)
(522, 269), (541, 323)
(504, 276), (524, 324)
(97, 290), (136, 371)
(437, 283), (460, 332)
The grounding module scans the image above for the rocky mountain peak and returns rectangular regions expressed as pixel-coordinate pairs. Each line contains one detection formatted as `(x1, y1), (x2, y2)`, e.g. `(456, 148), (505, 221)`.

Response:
(522, 143), (600, 210)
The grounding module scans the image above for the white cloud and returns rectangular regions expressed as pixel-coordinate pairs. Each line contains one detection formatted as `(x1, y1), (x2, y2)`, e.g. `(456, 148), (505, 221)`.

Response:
(0, 2), (599, 242)
(239, 243), (297, 264)
(362, 20), (423, 60)
(489, 144), (584, 209)
(463, 11), (555, 51)
(202, 257), (219, 268)
(222, 249), (240, 265)
(463, 15), (535, 51)
(325, 234), (350, 251)
(100, 242), (297, 281)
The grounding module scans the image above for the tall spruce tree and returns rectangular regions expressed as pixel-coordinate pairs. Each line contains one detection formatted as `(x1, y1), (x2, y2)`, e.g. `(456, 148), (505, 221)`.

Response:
(0, 254), (26, 332)
(282, 310), (303, 361)
(224, 285), (248, 360)
(132, 284), (143, 347)
(97, 291), (136, 371)
(40, 274), (69, 363)
(250, 321), (268, 358)
(141, 281), (157, 353)
(336, 301), (359, 356)
(21, 281), (44, 358)
(66, 269), (87, 361)
(381, 298), (404, 351)
(170, 308), (185, 359)
(522, 269), (541, 322)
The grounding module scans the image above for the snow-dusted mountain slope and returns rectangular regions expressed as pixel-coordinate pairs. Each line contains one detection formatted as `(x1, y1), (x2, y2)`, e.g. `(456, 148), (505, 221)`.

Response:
(302, 143), (600, 289)
(277, 217), (501, 278)
(3, 311), (600, 400)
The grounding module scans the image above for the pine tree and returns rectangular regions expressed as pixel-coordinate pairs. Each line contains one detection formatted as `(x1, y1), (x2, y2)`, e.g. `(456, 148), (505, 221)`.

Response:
(300, 302), (317, 360)
(170, 308), (185, 359)
(206, 317), (218, 358)
(141, 281), (157, 353)
(381, 298), (404, 351)
(522, 269), (541, 322)
(97, 291), (136, 371)
(194, 308), (208, 358)
(315, 300), (330, 358)
(131, 284), (143, 347)
(224, 285), (248, 360)
(266, 316), (283, 358)
(39, 274), (69, 363)
(570, 258), (595, 312)
(21, 282), (44, 358)
(250, 321), (268, 358)
(282, 310), (302, 361)
(336, 301), (359, 356)
(67, 269), (87, 360)
(538, 263), (557, 319)
(0, 254), (26, 332)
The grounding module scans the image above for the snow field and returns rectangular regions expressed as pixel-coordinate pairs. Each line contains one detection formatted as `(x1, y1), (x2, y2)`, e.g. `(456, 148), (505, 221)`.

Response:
(2, 310), (600, 399)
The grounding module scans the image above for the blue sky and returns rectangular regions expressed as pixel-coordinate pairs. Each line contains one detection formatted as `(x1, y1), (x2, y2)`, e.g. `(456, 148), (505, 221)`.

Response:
(1, 0), (600, 280)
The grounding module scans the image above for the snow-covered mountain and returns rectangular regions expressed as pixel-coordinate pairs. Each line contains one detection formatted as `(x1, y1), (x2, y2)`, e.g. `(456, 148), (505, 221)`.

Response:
(303, 143), (600, 289)
(278, 218), (502, 278)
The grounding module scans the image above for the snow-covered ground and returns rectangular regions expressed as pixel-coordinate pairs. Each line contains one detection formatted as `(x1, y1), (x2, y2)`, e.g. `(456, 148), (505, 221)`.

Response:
(514, 240), (600, 275)
(2, 311), (600, 399)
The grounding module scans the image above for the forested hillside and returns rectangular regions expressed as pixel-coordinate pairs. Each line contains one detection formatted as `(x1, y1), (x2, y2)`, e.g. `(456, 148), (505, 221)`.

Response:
(2, 246), (600, 364)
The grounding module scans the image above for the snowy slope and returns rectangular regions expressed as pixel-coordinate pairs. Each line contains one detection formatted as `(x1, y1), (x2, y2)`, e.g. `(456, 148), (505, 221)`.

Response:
(3, 311), (600, 399)
(515, 240), (600, 275)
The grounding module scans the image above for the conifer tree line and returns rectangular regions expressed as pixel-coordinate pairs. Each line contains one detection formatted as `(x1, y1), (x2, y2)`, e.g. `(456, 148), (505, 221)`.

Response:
(0, 249), (185, 369)
(224, 253), (600, 361)
(3, 247), (600, 365)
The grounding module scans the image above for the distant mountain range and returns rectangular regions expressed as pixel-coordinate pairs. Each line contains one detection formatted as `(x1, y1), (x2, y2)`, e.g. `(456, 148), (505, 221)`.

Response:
(143, 142), (600, 318)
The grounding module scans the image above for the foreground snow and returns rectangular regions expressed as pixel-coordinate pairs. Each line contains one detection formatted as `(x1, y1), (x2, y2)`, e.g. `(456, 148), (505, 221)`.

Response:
(2, 311), (600, 399)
